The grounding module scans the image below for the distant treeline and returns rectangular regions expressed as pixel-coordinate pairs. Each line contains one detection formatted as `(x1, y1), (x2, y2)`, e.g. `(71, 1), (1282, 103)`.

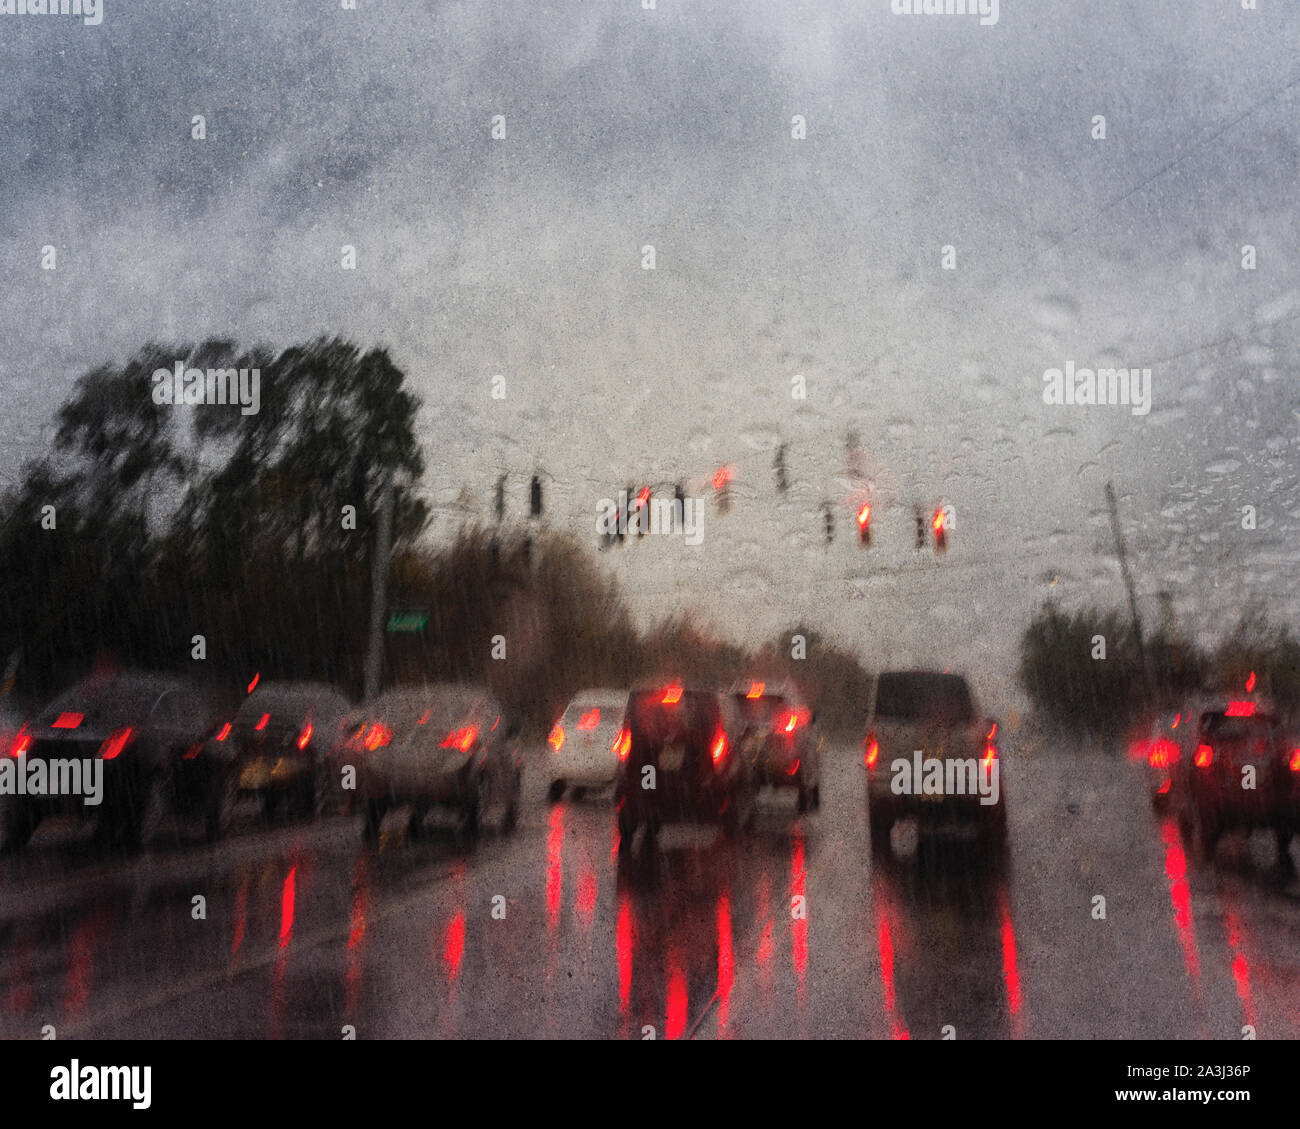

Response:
(1017, 601), (1300, 740)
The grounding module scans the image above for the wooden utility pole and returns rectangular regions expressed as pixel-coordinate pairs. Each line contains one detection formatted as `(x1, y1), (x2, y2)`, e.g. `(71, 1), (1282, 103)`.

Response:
(1105, 481), (1153, 701)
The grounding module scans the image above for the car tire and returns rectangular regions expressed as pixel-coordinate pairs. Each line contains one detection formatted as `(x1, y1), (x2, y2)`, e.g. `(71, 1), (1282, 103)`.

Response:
(204, 771), (238, 843)
(362, 799), (386, 844)
(547, 779), (565, 804)
(502, 771), (521, 835)
(868, 802), (893, 854)
(617, 803), (635, 855)
(123, 771), (169, 855)
(1193, 802), (1220, 859)
(0, 800), (38, 855)
(463, 771), (490, 841)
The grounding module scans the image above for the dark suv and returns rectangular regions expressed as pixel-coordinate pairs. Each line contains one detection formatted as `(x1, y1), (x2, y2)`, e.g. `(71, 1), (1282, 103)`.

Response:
(1, 672), (231, 854)
(615, 684), (756, 856)
(1175, 698), (1297, 865)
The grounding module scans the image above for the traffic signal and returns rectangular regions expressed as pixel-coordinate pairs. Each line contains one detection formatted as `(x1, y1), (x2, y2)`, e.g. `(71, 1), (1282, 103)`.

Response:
(713, 466), (732, 513)
(529, 474), (543, 518)
(932, 507), (948, 553)
(857, 501), (871, 547)
(635, 486), (650, 536)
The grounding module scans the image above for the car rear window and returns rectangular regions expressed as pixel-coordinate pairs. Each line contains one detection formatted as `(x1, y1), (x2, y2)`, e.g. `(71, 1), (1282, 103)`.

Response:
(627, 689), (720, 743)
(1199, 712), (1278, 741)
(39, 680), (171, 729)
(874, 674), (973, 724)
(732, 694), (787, 726)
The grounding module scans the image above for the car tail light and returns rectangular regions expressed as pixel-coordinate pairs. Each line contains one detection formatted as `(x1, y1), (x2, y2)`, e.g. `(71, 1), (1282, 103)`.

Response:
(254, 713), (269, 731)
(614, 726), (631, 761)
(247, 672), (260, 694)
(363, 723), (392, 751)
(1289, 749), (1300, 772)
(786, 758), (800, 776)
(1194, 744), (1214, 768)
(711, 731), (729, 767)
(215, 722), (232, 742)
(1225, 700), (1255, 717)
(548, 724), (565, 751)
(98, 727), (133, 760)
(864, 732), (879, 769)
(1148, 738), (1177, 769)
(577, 709), (600, 730)
(781, 711), (798, 734)
(746, 682), (765, 699)
(8, 728), (31, 758)
(52, 711), (83, 729)
(661, 685), (683, 705)
(442, 726), (477, 753)
(297, 722), (313, 750)
(982, 741), (997, 769)
(1157, 778), (1172, 794)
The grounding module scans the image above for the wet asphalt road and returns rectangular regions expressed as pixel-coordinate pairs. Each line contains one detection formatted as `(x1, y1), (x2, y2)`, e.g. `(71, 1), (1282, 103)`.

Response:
(2, 729), (1299, 1040)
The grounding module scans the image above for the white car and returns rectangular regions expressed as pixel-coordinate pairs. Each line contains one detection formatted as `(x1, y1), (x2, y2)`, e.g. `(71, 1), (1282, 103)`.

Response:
(546, 690), (629, 802)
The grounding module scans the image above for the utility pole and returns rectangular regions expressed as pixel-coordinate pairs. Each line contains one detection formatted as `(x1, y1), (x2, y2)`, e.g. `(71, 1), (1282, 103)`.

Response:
(1105, 481), (1153, 702)
(364, 472), (395, 702)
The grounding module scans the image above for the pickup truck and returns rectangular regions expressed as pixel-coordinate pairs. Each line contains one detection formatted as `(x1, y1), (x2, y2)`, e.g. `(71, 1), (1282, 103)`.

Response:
(862, 670), (1006, 855)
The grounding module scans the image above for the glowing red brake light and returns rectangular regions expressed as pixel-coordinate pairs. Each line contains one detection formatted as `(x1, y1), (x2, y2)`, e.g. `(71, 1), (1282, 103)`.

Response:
(52, 712), (83, 729)
(254, 713), (269, 731)
(1289, 749), (1300, 773)
(783, 712), (798, 734)
(864, 732), (879, 769)
(8, 728), (31, 758)
(857, 503), (870, 528)
(662, 686), (683, 705)
(1194, 744), (1214, 768)
(711, 731), (729, 766)
(215, 722), (232, 742)
(98, 727), (132, 760)
(363, 723), (391, 751)
(1225, 701), (1255, 717)
(982, 742), (997, 768)
(746, 682), (765, 699)
(614, 727), (631, 761)
(577, 709), (600, 730)
(442, 726), (478, 753)
(1246, 671), (1256, 693)
(297, 722), (313, 750)
(548, 724), (565, 751)
(1148, 738), (1178, 769)
(247, 672), (260, 694)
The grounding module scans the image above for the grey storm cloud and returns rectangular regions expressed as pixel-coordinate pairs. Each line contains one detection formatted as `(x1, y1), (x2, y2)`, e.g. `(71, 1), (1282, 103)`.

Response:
(2, 0), (1299, 704)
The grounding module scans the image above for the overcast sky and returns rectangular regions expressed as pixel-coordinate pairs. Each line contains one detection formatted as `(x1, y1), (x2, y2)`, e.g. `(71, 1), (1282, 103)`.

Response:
(2, 0), (1298, 711)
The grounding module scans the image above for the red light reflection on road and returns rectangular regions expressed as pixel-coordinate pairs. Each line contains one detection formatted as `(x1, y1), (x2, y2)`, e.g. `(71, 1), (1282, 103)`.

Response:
(443, 912), (466, 983)
(547, 805), (564, 935)
(1161, 822), (1200, 983)
(616, 891), (633, 1017)
(791, 830), (808, 1000)
(1223, 904), (1257, 1032)
(997, 888), (1023, 1036)
(279, 865), (297, 949)
(716, 891), (734, 1035)
(665, 947), (688, 1040)
(575, 864), (598, 930)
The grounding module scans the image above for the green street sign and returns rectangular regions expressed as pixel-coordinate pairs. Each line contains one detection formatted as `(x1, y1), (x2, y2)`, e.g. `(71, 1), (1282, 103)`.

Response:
(386, 612), (428, 633)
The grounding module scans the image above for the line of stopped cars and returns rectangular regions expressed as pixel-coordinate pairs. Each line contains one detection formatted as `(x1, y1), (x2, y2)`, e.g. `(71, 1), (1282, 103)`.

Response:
(1, 667), (1011, 859)
(0, 671), (522, 855)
